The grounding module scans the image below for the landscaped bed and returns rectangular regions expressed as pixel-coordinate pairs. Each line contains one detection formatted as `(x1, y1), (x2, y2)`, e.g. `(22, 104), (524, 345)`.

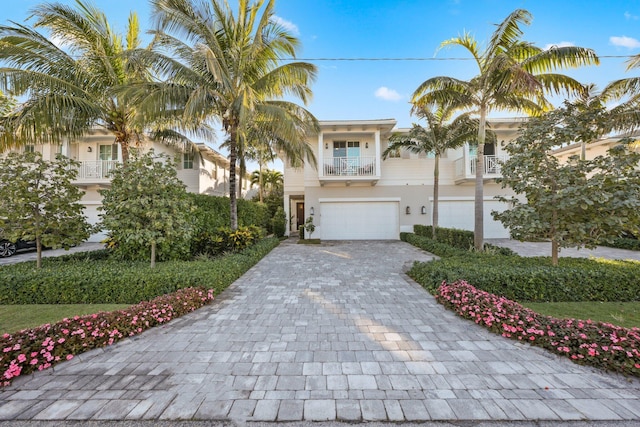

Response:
(402, 228), (640, 377)
(0, 237), (279, 386)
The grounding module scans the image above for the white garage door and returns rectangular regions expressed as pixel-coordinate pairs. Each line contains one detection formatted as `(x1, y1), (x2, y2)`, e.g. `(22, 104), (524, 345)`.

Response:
(437, 200), (510, 239)
(320, 201), (399, 240)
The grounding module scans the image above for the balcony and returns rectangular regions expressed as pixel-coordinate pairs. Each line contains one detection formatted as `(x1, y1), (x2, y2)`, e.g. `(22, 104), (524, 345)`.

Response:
(73, 160), (120, 185)
(454, 154), (508, 184)
(319, 156), (379, 185)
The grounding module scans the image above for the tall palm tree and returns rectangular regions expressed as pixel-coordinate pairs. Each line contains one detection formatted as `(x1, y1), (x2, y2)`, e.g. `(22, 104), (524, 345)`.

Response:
(0, 0), (190, 161)
(412, 9), (599, 250)
(131, 0), (318, 230)
(383, 105), (486, 239)
(601, 54), (640, 132)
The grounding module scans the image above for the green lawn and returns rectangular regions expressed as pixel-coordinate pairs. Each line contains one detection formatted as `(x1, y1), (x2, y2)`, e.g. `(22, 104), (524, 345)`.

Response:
(0, 304), (130, 335)
(522, 301), (640, 329)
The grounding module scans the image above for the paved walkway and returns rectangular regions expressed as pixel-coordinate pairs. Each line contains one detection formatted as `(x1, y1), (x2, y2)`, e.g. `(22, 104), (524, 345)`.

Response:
(0, 243), (105, 266)
(0, 240), (639, 424)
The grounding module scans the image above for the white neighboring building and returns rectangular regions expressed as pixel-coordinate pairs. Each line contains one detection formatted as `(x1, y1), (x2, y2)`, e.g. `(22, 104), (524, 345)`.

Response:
(3, 130), (255, 241)
(282, 118), (524, 240)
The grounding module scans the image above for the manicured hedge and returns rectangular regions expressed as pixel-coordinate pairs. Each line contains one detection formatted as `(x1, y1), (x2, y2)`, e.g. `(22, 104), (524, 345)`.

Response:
(0, 237), (279, 305)
(188, 193), (272, 235)
(598, 237), (640, 251)
(403, 233), (640, 303)
(414, 224), (473, 250)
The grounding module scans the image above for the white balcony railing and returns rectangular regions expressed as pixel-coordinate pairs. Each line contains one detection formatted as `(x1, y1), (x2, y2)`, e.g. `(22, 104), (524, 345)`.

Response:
(323, 156), (377, 177)
(455, 154), (508, 180)
(76, 160), (120, 180)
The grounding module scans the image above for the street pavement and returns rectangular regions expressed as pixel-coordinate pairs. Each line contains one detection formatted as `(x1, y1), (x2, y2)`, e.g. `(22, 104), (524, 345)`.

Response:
(0, 239), (639, 425)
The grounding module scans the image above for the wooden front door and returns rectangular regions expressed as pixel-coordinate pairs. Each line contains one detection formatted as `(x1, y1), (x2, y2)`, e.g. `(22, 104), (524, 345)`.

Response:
(296, 202), (305, 229)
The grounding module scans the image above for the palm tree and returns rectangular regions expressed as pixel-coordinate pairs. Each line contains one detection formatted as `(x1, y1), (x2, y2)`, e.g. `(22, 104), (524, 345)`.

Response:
(130, 0), (318, 230)
(251, 168), (283, 199)
(601, 54), (640, 132)
(412, 9), (599, 250)
(383, 105), (486, 239)
(0, 0), (190, 161)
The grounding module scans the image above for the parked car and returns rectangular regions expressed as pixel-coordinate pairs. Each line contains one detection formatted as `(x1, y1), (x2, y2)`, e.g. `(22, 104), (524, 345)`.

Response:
(0, 238), (37, 258)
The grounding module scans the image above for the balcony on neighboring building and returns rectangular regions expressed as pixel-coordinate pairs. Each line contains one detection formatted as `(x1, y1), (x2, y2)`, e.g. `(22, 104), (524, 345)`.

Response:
(73, 160), (120, 186)
(454, 154), (508, 184)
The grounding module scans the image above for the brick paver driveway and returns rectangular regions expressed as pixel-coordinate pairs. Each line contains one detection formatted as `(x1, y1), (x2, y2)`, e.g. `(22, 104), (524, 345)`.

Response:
(1, 240), (639, 422)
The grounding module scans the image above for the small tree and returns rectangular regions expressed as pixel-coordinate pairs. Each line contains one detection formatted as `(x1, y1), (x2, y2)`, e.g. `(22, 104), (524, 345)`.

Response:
(99, 151), (193, 267)
(0, 152), (91, 268)
(304, 216), (316, 239)
(493, 101), (640, 265)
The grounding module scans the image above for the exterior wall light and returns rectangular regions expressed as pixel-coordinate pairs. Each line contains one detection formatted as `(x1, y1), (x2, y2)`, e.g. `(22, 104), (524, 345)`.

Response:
(365, 142), (369, 148)
(325, 143), (328, 149)
(87, 146), (92, 152)
(421, 206), (427, 215)
(310, 207), (315, 216)
(405, 206), (411, 215)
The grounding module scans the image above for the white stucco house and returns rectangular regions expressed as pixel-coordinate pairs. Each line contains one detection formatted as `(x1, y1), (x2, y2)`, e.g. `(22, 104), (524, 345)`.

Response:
(282, 118), (526, 240)
(3, 131), (254, 241)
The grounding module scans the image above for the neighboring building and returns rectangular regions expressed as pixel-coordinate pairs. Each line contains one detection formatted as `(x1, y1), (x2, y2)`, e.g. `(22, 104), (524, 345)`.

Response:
(282, 118), (526, 240)
(552, 132), (640, 163)
(3, 130), (255, 241)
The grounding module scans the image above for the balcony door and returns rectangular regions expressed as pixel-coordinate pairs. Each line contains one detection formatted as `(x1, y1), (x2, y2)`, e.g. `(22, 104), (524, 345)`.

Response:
(333, 141), (360, 175)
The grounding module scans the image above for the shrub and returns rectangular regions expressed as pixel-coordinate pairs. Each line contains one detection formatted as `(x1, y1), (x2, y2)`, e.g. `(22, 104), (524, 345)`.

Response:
(597, 237), (640, 251)
(271, 207), (286, 238)
(0, 237), (280, 305)
(435, 280), (640, 377)
(414, 225), (473, 250)
(408, 252), (640, 302)
(1, 287), (215, 387)
(400, 232), (468, 257)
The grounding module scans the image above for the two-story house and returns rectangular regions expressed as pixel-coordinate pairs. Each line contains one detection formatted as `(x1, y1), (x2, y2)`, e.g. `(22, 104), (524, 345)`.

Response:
(283, 118), (524, 240)
(3, 131), (254, 241)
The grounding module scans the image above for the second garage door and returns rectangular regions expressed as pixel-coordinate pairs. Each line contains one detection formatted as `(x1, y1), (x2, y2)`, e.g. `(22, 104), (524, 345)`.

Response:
(320, 201), (399, 240)
(437, 199), (510, 238)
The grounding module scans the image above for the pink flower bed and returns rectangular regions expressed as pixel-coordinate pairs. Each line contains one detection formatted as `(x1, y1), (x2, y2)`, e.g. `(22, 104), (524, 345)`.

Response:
(2, 287), (214, 387)
(436, 280), (640, 377)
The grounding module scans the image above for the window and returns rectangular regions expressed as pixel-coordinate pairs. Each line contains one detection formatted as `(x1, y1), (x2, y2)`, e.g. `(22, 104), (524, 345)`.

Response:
(183, 151), (194, 169)
(333, 141), (360, 158)
(24, 145), (35, 153)
(99, 144), (118, 161)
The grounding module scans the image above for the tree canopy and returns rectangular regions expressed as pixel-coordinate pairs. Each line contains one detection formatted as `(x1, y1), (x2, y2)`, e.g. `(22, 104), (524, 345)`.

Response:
(493, 101), (640, 265)
(0, 152), (91, 268)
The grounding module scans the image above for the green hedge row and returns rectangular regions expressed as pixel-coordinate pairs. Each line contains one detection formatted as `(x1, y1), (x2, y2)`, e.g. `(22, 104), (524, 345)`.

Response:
(414, 225), (473, 250)
(0, 237), (279, 305)
(403, 233), (640, 303)
(598, 237), (640, 251)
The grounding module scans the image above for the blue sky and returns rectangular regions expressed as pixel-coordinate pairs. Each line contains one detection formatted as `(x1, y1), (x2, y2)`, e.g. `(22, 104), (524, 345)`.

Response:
(4, 0), (640, 150)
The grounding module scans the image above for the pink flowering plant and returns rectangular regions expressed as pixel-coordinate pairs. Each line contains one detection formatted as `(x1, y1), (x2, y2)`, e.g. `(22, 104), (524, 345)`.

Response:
(436, 280), (640, 377)
(1, 287), (214, 387)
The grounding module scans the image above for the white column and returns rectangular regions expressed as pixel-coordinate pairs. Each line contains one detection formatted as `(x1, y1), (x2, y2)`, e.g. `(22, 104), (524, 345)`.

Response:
(318, 132), (324, 177)
(284, 194), (291, 236)
(375, 130), (381, 176)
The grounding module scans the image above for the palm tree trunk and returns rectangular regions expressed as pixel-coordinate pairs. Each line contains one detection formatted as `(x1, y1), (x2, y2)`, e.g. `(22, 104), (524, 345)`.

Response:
(121, 141), (130, 166)
(229, 129), (238, 231)
(258, 162), (264, 203)
(237, 157), (245, 201)
(432, 153), (440, 240)
(474, 105), (487, 251)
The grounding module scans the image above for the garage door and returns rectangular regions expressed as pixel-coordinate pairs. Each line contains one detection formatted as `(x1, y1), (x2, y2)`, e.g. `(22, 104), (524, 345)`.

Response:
(320, 201), (399, 240)
(437, 200), (510, 238)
